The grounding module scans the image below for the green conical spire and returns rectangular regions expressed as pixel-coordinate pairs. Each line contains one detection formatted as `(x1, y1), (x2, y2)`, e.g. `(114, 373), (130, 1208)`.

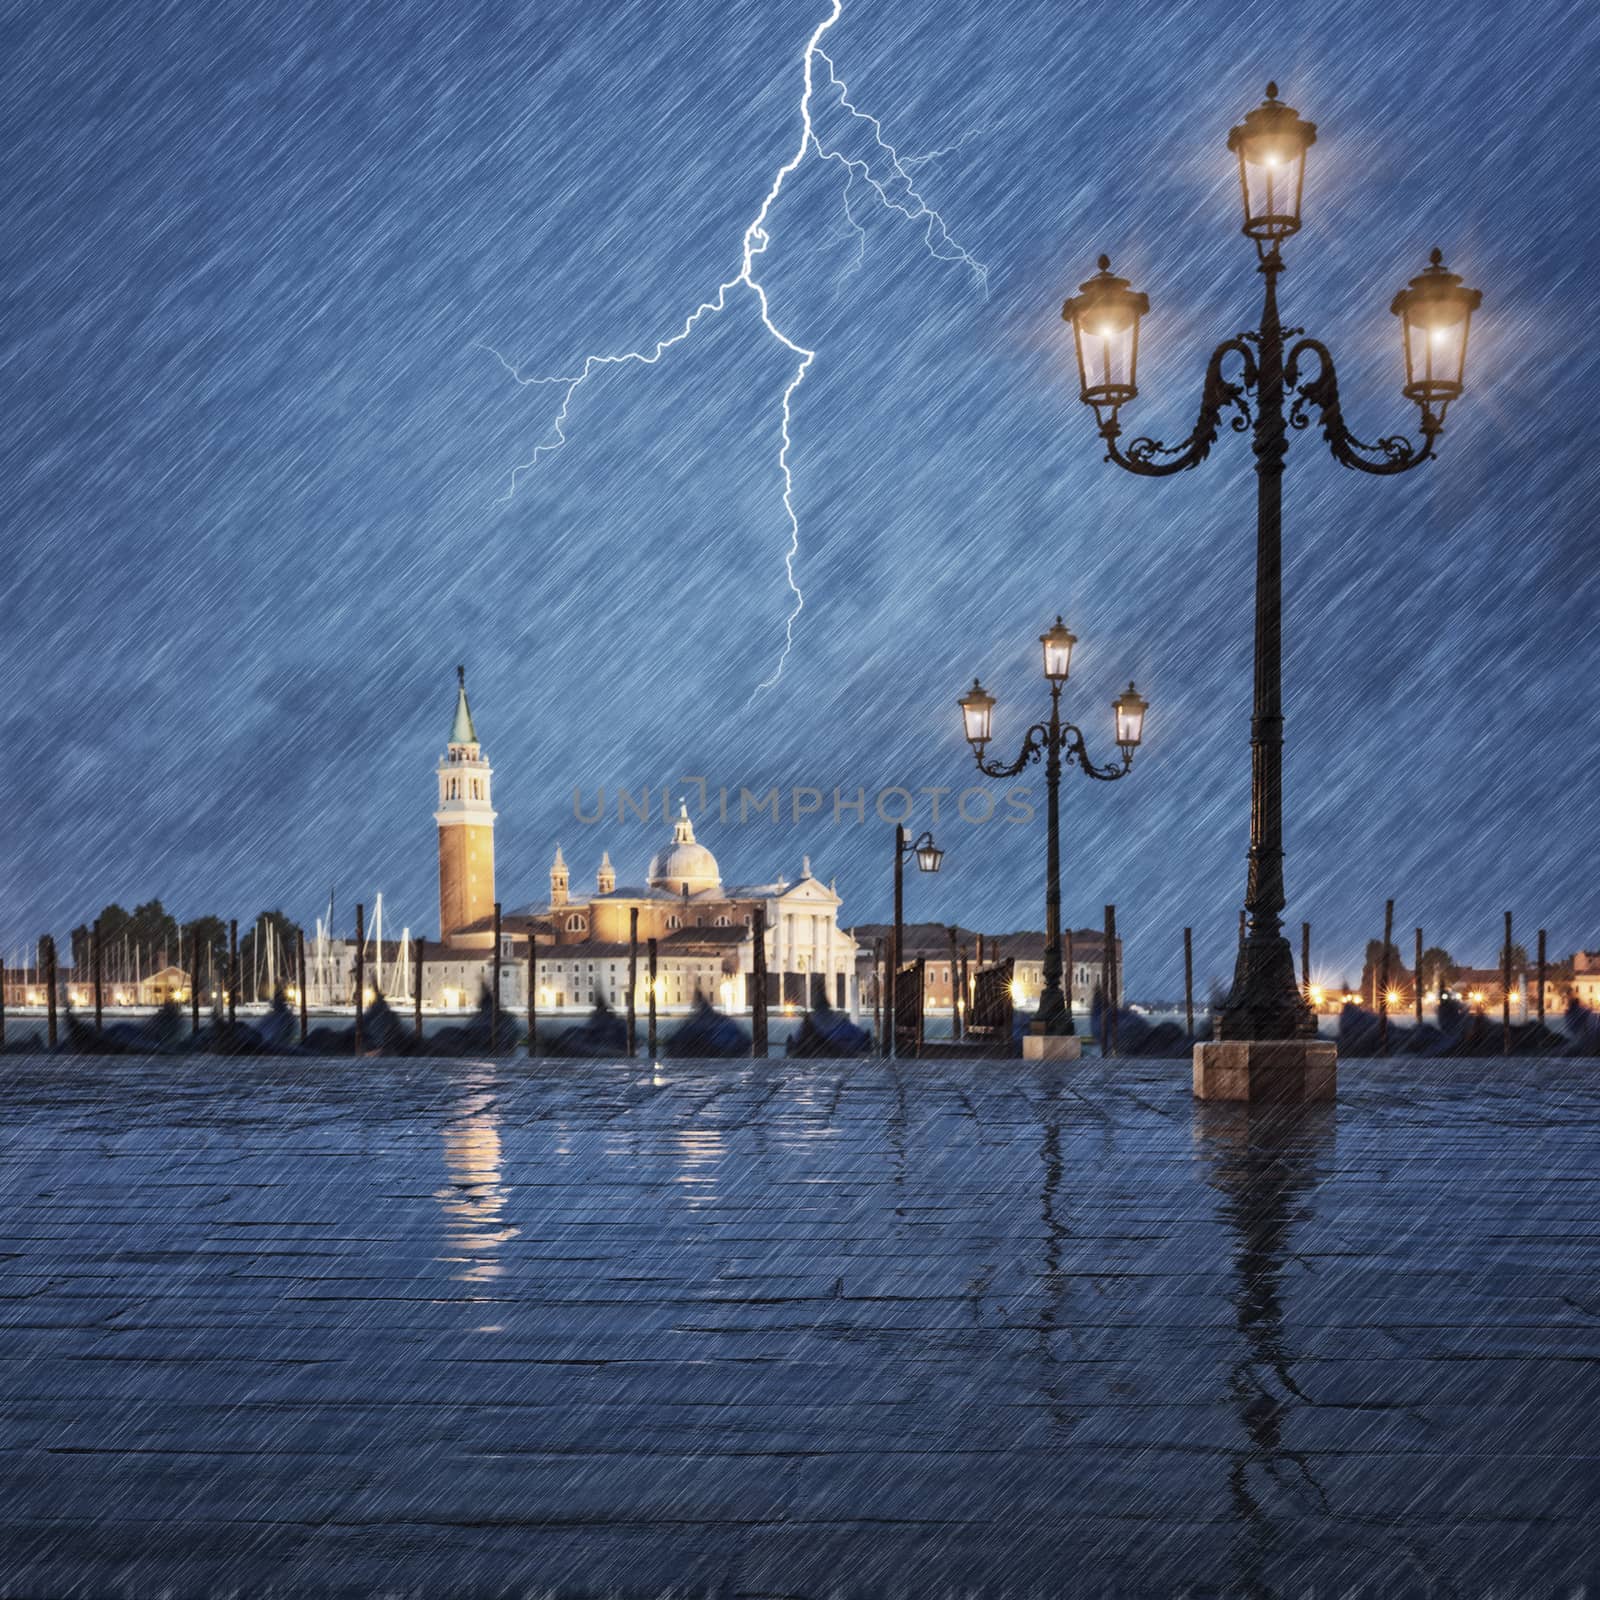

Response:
(450, 664), (478, 745)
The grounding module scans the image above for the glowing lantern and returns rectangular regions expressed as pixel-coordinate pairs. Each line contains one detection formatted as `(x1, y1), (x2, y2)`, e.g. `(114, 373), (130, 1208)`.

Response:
(1226, 83), (1316, 244)
(1062, 257), (1149, 425)
(958, 678), (996, 750)
(1113, 682), (1149, 751)
(1391, 249), (1481, 422)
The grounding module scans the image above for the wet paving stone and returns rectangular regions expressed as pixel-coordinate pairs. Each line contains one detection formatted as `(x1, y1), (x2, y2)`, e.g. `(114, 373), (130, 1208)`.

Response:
(0, 1053), (1597, 1595)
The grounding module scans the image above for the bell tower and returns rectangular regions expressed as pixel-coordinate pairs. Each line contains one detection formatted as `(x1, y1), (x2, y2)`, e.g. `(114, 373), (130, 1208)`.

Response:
(550, 846), (569, 908)
(435, 666), (497, 943)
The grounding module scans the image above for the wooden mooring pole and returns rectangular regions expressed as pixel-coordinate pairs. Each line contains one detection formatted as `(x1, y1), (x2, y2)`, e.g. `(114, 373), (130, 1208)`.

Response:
(527, 934), (537, 1058)
(1378, 900), (1394, 1055)
(1537, 928), (1547, 1027)
(948, 925), (962, 1042)
(352, 905), (364, 1057)
(1502, 910), (1513, 1055)
(1103, 906), (1117, 1059)
(299, 929), (310, 1044)
(412, 935), (423, 1045)
(490, 902), (502, 1053)
(1183, 927), (1195, 1038)
(1414, 927), (1424, 1028)
(44, 936), (58, 1048)
(752, 908), (768, 1059)
(647, 937), (659, 1058)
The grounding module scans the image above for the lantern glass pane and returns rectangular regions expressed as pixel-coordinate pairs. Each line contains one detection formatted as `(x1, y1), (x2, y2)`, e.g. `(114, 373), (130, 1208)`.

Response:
(1080, 310), (1136, 403)
(1114, 689), (1147, 747)
(1238, 137), (1305, 238)
(1404, 305), (1470, 400)
(960, 687), (993, 745)
(1040, 622), (1076, 681)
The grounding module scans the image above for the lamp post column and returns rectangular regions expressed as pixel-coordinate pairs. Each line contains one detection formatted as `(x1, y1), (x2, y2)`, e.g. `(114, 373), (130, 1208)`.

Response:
(889, 823), (905, 1061)
(1034, 684), (1071, 1035)
(1220, 251), (1312, 1042)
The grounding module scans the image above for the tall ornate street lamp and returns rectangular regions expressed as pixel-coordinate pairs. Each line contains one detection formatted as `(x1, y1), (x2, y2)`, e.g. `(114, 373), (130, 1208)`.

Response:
(1060, 84), (1480, 1099)
(958, 620), (1146, 1061)
(886, 825), (942, 1060)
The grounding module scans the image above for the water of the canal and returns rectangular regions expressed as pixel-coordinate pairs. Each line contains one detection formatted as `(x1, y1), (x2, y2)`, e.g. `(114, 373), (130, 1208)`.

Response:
(0, 1053), (1595, 1596)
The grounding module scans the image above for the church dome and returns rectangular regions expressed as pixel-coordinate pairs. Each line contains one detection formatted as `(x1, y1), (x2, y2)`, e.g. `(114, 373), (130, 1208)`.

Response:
(648, 802), (721, 895)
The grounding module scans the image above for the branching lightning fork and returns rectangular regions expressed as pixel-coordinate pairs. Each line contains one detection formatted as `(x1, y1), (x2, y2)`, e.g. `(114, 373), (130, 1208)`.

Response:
(480, 0), (986, 694)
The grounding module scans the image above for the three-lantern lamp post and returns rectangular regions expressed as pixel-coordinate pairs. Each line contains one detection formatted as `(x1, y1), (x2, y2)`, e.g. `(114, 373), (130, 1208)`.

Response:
(958, 620), (1146, 1052)
(886, 825), (943, 1060)
(1059, 83), (1480, 1049)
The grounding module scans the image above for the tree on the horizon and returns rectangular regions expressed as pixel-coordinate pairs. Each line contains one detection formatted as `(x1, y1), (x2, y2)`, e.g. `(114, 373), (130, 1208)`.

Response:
(1498, 941), (1530, 976)
(70, 899), (178, 973)
(1359, 939), (1409, 1006)
(1419, 946), (1457, 994)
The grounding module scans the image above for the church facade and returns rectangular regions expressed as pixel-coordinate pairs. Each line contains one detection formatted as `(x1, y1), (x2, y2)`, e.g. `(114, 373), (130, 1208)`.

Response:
(420, 672), (858, 1015)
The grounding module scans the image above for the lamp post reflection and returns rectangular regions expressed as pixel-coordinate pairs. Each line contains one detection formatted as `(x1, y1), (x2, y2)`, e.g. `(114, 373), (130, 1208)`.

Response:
(1192, 1100), (1335, 1592)
(437, 1078), (519, 1312)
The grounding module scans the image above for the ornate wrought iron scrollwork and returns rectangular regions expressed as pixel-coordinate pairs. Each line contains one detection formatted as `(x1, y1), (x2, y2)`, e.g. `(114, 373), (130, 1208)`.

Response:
(975, 721), (1130, 783)
(1063, 724), (1132, 783)
(1102, 338), (1258, 476)
(974, 724), (1049, 781)
(1286, 337), (1436, 475)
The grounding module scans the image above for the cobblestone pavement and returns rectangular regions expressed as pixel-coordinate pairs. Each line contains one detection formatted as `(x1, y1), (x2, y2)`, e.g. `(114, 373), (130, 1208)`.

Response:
(0, 1054), (1596, 1596)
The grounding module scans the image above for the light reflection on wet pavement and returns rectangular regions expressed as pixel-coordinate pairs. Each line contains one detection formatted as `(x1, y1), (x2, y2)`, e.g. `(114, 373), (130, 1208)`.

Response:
(0, 1053), (1597, 1596)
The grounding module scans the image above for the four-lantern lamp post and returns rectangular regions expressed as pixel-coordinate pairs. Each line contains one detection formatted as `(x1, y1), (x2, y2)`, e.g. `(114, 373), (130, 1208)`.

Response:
(1059, 83), (1480, 1045)
(958, 620), (1146, 1044)
(886, 825), (943, 1060)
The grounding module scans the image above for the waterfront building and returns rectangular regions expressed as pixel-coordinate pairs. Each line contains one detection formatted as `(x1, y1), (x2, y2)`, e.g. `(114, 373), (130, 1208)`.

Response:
(403, 673), (857, 1014)
(851, 922), (1122, 1015)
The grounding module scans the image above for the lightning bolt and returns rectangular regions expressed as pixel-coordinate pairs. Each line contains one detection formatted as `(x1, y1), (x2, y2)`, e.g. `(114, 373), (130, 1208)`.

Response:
(480, 0), (986, 695)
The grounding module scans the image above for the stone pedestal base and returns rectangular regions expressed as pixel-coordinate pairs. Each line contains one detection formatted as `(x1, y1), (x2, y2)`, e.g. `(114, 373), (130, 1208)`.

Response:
(1193, 1040), (1336, 1103)
(1023, 1033), (1083, 1062)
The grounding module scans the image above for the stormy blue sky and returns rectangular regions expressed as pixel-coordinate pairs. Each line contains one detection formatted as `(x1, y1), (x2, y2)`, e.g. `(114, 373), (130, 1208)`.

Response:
(2, 0), (1595, 993)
